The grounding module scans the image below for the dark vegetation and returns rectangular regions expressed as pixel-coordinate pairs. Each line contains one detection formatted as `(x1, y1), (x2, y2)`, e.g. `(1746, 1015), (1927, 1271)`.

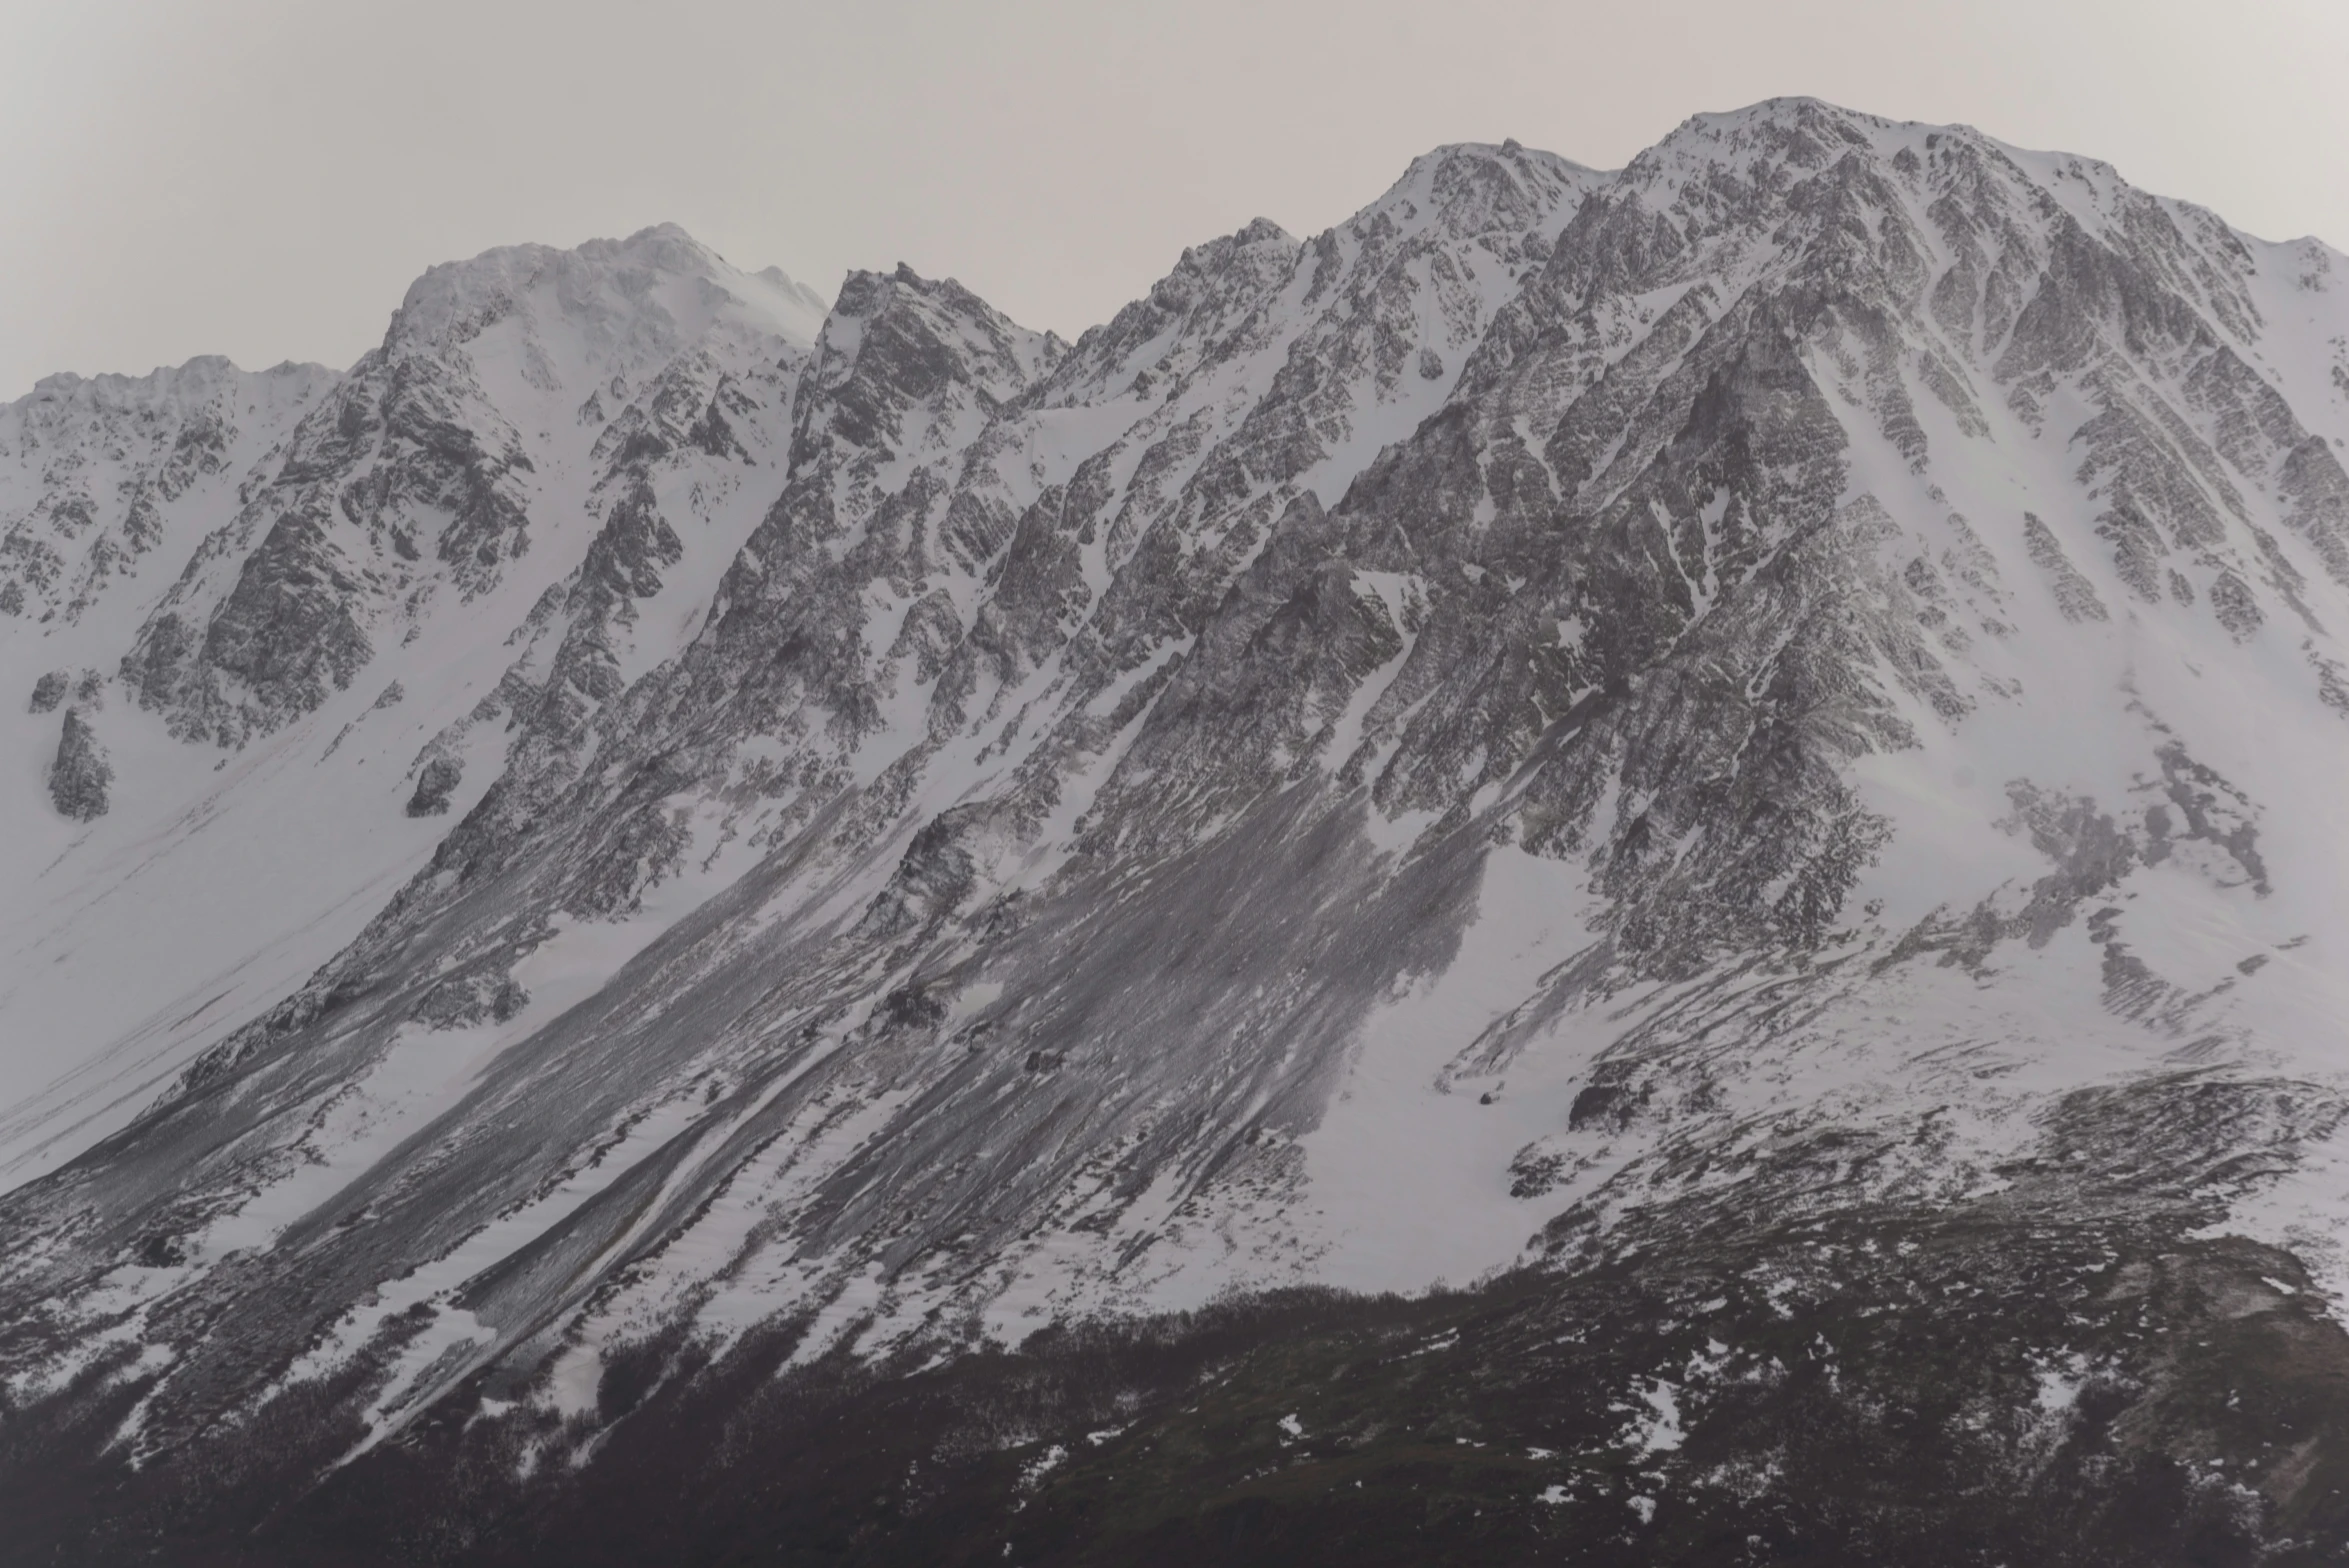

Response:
(6, 1201), (2347, 1566)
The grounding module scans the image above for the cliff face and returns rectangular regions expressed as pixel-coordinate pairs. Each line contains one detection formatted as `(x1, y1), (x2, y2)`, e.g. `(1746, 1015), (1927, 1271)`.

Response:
(5, 102), (2349, 1563)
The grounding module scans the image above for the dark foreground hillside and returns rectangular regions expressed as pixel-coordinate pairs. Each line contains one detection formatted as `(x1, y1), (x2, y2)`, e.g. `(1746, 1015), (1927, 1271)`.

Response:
(10, 1171), (2347, 1566)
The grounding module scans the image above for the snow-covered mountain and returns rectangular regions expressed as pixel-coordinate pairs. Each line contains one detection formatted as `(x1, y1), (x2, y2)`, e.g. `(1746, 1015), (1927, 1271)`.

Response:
(0, 226), (826, 1159)
(6, 104), (2349, 1563)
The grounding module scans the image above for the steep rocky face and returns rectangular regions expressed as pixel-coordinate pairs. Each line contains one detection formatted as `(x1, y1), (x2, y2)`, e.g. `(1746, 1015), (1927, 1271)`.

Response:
(5, 105), (2349, 1563)
(0, 357), (339, 628)
(119, 225), (827, 748)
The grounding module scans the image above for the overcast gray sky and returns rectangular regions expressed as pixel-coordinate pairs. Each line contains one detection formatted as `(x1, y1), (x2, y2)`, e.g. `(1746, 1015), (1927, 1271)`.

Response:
(5, 0), (2347, 400)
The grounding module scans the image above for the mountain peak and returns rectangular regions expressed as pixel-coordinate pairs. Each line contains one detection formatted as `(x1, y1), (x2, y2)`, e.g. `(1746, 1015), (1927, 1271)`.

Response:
(16, 353), (337, 412)
(381, 222), (828, 368)
(9, 105), (2349, 1565)
(1232, 214), (1295, 247)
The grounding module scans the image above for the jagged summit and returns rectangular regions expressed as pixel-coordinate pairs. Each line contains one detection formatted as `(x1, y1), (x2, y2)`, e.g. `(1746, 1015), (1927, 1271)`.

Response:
(5, 105), (2349, 1564)
(1378, 137), (1606, 216)
(19, 353), (339, 405)
(0, 355), (342, 633)
(383, 221), (831, 360)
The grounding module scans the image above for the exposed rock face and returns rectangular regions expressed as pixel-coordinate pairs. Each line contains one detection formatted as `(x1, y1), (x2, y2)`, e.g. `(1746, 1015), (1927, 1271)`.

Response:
(119, 225), (827, 747)
(46, 708), (110, 820)
(5, 104), (2349, 1563)
(0, 357), (339, 628)
(404, 756), (461, 816)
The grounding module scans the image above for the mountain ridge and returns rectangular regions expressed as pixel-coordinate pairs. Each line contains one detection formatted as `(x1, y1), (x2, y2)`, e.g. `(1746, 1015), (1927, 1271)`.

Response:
(6, 99), (2349, 1563)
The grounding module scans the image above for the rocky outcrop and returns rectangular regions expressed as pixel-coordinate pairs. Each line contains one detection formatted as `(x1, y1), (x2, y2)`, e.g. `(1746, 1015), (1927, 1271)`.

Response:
(46, 708), (110, 820)
(405, 757), (462, 816)
(0, 359), (338, 630)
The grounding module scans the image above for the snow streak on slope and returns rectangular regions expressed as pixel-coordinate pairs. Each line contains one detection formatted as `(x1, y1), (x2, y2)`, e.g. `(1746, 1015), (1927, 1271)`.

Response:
(5, 109), (2349, 1513)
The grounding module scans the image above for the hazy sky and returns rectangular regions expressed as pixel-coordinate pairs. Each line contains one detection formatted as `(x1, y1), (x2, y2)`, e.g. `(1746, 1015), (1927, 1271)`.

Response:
(5, 0), (2346, 400)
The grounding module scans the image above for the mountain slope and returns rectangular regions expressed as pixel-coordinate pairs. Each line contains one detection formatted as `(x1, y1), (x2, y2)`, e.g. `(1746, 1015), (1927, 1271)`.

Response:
(5, 105), (2349, 1563)
(0, 225), (828, 1172)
